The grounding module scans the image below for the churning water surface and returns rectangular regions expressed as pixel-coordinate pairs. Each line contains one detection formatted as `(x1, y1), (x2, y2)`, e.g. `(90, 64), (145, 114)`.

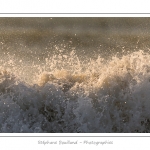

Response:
(0, 18), (150, 132)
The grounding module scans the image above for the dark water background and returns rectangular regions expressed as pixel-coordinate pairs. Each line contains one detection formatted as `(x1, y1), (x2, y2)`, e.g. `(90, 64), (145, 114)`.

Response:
(1, 17), (150, 60)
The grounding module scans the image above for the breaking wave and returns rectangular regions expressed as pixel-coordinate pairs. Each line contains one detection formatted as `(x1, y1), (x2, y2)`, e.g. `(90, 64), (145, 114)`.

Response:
(1, 50), (150, 133)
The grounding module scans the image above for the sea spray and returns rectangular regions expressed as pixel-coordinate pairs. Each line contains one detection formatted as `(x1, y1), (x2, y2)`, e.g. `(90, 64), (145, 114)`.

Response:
(0, 50), (150, 132)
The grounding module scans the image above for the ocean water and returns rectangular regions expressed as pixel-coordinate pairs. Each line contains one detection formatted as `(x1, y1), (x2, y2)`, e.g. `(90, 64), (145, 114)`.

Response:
(1, 18), (150, 133)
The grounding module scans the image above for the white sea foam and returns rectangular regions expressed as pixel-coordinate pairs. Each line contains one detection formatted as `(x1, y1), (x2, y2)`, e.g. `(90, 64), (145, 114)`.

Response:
(0, 50), (150, 132)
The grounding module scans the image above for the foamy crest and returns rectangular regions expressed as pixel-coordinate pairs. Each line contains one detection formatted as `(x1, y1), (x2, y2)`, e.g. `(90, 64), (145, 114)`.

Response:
(1, 50), (150, 132)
